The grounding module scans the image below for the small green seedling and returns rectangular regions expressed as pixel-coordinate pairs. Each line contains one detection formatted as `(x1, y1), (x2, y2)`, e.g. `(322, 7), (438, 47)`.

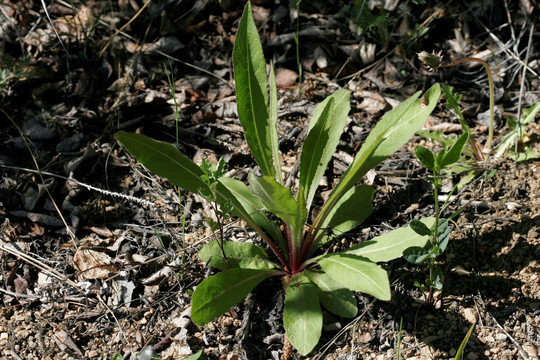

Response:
(495, 102), (540, 162)
(455, 322), (476, 360)
(117, 2), (440, 355)
(405, 131), (469, 303)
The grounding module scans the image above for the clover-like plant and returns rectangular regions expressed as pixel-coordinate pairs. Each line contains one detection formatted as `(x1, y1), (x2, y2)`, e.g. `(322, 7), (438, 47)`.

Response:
(116, 2), (440, 355)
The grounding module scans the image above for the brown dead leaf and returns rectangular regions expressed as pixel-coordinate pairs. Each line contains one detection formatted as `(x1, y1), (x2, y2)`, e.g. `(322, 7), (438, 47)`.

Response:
(53, 330), (84, 356)
(275, 68), (298, 88)
(73, 249), (116, 280)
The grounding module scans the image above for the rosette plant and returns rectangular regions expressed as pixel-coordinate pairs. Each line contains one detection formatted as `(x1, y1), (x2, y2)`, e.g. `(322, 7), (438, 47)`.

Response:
(116, 2), (440, 355)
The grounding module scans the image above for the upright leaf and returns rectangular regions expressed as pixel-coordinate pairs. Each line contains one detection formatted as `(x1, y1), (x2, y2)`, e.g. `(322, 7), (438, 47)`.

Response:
(191, 268), (277, 325)
(315, 185), (374, 246)
(440, 131), (469, 169)
(115, 132), (211, 197)
(316, 84), (440, 231)
(249, 173), (305, 254)
(305, 269), (357, 318)
(317, 253), (391, 300)
(283, 273), (322, 356)
(218, 177), (286, 253)
(233, 2), (274, 177)
(269, 61), (282, 183)
(300, 90), (350, 208)
(343, 217), (435, 262)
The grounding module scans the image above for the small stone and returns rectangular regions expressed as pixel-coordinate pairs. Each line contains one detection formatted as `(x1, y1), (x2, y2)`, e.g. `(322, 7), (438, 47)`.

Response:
(0, 333), (7, 341)
(86, 350), (99, 358)
(523, 343), (538, 358)
(495, 333), (508, 341)
(466, 352), (478, 360)
(449, 348), (456, 356)
(463, 308), (478, 323)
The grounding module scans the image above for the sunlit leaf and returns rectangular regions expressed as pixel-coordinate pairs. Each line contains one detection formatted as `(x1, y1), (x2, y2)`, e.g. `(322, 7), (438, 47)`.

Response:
(440, 131), (469, 169)
(317, 253), (391, 300)
(305, 269), (357, 318)
(317, 84), (440, 232)
(343, 217), (435, 262)
(300, 90), (350, 208)
(192, 268), (277, 325)
(233, 2), (274, 177)
(283, 273), (322, 356)
(316, 185), (374, 245)
(115, 132), (210, 197)
(199, 240), (277, 270)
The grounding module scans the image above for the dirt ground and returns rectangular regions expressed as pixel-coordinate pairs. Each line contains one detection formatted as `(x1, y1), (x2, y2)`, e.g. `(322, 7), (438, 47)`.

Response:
(1, 0), (539, 359)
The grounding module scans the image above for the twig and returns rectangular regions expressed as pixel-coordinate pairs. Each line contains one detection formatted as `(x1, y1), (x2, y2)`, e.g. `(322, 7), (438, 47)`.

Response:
(0, 164), (156, 208)
(98, 0), (152, 57)
(514, 24), (534, 157)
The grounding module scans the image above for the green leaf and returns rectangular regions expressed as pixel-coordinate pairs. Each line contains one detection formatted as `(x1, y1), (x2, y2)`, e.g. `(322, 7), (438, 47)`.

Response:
(317, 185), (374, 245)
(300, 90), (350, 208)
(199, 240), (277, 270)
(440, 131), (469, 169)
(403, 246), (430, 264)
(283, 273), (322, 356)
(233, 2), (274, 178)
(442, 84), (468, 130)
(218, 177), (286, 253)
(435, 218), (450, 252)
(317, 84), (440, 232)
(249, 173), (305, 250)
(342, 217), (435, 262)
(268, 62), (282, 184)
(305, 269), (357, 318)
(191, 268), (277, 325)
(454, 322), (476, 360)
(415, 146), (436, 171)
(519, 101), (540, 126)
(409, 219), (431, 236)
(183, 350), (207, 360)
(115, 132), (211, 197)
(317, 253), (391, 300)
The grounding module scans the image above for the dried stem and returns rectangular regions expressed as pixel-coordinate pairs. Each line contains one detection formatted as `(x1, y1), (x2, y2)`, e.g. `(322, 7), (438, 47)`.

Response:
(441, 57), (495, 165)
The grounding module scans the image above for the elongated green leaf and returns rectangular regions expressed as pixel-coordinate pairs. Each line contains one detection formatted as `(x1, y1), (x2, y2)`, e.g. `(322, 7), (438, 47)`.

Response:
(317, 84), (440, 231)
(300, 90), (350, 208)
(248, 173), (305, 247)
(199, 240), (277, 270)
(183, 350), (207, 360)
(191, 268), (277, 325)
(317, 253), (390, 300)
(316, 185), (374, 245)
(440, 131), (469, 169)
(409, 219), (431, 236)
(342, 217), (435, 262)
(305, 269), (357, 318)
(115, 132), (211, 197)
(233, 2), (273, 177)
(269, 62), (282, 184)
(283, 273), (322, 356)
(218, 177), (285, 253)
